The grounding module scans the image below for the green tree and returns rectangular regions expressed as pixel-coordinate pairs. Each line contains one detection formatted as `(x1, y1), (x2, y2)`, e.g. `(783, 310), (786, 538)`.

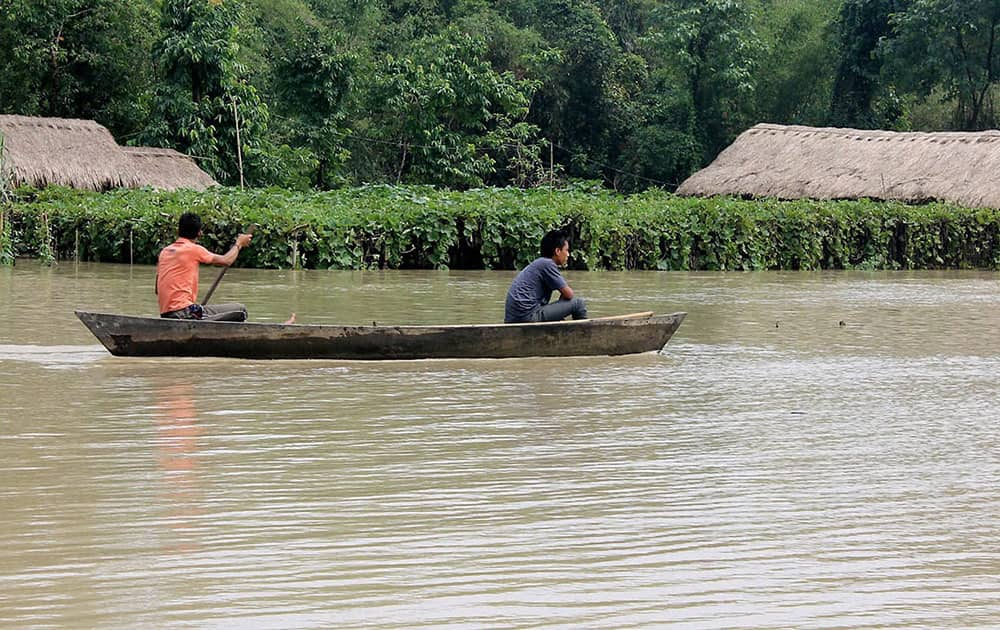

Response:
(616, 74), (702, 191)
(754, 0), (839, 126)
(141, 0), (270, 186)
(884, 0), (1000, 130)
(645, 0), (761, 162)
(274, 33), (354, 188)
(594, 0), (657, 53)
(0, 0), (157, 136)
(361, 28), (542, 188)
(829, 0), (910, 129)
(527, 0), (644, 180)
(252, 2), (357, 189)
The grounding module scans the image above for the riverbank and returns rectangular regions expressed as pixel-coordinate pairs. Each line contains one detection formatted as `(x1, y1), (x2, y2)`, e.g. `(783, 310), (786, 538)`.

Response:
(4, 185), (1000, 270)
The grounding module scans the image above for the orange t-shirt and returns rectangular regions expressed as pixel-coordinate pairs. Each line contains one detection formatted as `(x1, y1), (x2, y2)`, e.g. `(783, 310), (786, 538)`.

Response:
(156, 238), (215, 314)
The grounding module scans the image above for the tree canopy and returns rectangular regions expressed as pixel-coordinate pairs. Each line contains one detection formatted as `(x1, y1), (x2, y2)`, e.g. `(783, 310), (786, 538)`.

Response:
(0, 0), (992, 190)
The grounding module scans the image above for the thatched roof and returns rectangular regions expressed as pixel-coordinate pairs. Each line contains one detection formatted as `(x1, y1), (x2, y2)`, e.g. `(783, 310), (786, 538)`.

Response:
(0, 114), (139, 191)
(123, 146), (218, 191)
(677, 123), (1000, 208)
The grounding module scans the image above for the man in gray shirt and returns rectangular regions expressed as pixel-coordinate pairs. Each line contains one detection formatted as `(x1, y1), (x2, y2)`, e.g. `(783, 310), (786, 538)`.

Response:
(504, 229), (588, 323)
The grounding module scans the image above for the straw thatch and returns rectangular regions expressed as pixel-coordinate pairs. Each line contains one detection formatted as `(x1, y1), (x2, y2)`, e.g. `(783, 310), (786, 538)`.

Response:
(123, 146), (218, 191)
(676, 123), (1000, 208)
(0, 114), (139, 191)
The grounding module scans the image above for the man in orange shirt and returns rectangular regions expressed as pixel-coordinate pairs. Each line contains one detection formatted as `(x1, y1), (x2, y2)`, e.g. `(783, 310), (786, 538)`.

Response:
(156, 212), (253, 321)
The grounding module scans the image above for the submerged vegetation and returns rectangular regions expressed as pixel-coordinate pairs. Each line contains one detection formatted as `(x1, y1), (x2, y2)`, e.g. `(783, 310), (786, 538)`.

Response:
(7, 186), (1000, 271)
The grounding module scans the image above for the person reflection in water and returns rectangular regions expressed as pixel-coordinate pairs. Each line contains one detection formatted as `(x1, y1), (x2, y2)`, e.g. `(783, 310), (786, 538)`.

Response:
(155, 382), (205, 554)
(504, 229), (588, 323)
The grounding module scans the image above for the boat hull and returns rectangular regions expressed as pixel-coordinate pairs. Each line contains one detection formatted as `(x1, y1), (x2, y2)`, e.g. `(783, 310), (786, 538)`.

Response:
(75, 311), (686, 360)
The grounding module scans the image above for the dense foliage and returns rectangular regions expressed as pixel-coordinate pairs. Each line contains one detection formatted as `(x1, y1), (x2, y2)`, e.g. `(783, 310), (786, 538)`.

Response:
(4, 0), (999, 192)
(8, 186), (1000, 271)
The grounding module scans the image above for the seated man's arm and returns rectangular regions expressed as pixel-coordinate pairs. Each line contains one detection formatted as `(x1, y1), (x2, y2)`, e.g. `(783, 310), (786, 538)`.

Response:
(210, 233), (252, 266)
(558, 285), (575, 300)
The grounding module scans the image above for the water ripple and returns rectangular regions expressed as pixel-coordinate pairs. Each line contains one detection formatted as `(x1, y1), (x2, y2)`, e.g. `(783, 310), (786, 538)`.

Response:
(2, 267), (999, 627)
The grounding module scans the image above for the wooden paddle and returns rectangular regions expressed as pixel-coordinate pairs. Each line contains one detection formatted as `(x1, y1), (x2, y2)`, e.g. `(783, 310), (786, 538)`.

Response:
(202, 224), (256, 305)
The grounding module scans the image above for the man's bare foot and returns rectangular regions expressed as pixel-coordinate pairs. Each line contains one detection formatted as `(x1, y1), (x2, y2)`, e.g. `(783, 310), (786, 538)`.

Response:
(283, 313), (296, 325)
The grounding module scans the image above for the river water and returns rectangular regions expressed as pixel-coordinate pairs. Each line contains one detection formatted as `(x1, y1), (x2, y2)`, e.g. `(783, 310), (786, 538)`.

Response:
(1, 261), (998, 628)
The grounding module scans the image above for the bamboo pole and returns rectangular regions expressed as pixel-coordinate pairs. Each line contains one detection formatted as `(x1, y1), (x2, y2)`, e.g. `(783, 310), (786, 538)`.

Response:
(233, 97), (245, 190)
(548, 139), (554, 204)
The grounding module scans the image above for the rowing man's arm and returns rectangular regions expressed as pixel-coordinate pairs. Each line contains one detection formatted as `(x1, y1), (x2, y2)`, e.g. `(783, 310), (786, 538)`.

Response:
(211, 233), (252, 266)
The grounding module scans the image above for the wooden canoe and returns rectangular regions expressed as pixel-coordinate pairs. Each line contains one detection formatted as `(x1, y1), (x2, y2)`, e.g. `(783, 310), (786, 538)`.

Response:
(75, 310), (686, 360)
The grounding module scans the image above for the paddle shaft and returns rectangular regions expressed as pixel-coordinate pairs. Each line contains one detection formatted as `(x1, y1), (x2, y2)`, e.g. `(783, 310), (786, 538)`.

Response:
(202, 225), (256, 305)
(200, 267), (228, 306)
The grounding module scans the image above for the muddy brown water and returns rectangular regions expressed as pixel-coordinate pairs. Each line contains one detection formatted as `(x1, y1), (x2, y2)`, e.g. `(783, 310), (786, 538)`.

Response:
(1, 261), (998, 627)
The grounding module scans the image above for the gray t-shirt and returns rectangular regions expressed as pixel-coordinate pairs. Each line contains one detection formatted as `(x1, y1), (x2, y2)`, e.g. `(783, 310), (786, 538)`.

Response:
(504, 257), (567, 323)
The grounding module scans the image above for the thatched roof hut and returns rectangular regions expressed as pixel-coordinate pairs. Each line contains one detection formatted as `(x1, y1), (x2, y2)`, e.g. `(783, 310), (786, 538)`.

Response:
(0, 114), (139, 191)
(123, 146), (218, 191)
(677, 123), (1000, 208)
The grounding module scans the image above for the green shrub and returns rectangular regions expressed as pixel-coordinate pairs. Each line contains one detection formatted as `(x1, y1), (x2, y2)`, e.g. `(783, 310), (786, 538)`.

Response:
(7, 185), (1000, 270)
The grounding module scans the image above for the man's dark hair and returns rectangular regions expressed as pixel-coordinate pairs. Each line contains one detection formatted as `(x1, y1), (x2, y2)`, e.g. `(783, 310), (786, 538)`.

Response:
(540, 229), (569, 258)
(178, 212), (202, 239)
